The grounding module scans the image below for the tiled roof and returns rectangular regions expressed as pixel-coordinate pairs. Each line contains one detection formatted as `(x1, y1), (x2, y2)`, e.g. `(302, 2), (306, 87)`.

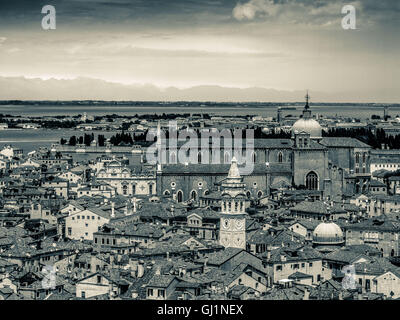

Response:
(249, 228), (305, 246)
(266, 245), (323, 264)
(161, 163), (292, 175)
(146, 274), (177, 288)
(324, 248), (371, 264)
(199, 247), (243, 266)
(370, 179), (386, 187)
(319, 137), (371, 148)
(343, 218), (400, 232)
(291, 200), (347, 215)
(288, 271), (313, 279)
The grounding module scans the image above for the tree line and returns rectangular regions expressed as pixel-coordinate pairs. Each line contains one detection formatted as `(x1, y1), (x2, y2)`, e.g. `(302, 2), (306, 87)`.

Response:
(323, 128), (400, 149)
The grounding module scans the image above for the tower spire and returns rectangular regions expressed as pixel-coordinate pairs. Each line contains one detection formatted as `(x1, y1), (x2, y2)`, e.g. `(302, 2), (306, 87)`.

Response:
(305, 90), (310, 109)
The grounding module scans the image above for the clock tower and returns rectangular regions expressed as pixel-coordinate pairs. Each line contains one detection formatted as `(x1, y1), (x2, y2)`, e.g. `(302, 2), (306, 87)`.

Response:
(219, 157), (247, 249)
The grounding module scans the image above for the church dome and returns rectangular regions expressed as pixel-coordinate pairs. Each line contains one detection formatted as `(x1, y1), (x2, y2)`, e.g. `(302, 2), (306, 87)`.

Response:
(292, 118), (322, 139)
(291, 91), (322, 139)
(312, 222), (344, 246)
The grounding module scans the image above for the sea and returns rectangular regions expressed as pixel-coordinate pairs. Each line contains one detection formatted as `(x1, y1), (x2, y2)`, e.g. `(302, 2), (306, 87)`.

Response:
(0, 104), (398, 154)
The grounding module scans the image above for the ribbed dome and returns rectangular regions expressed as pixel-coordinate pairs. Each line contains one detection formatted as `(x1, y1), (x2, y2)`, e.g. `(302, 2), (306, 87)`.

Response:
(292, 118), (322, 139)
(313, 222), (344, 245)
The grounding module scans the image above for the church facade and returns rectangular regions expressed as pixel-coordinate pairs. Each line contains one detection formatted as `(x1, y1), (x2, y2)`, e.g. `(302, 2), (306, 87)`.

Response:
(155, 96), (371, 203)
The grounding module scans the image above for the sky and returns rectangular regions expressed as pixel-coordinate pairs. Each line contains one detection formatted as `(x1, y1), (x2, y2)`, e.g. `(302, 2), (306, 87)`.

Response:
(0, 0), (399, 102)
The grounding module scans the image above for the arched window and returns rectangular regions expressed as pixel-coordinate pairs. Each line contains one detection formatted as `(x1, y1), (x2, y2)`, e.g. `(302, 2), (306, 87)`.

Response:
(356, 153), (360, 163)
(246, 191), (251, 198)
(132, 184), (136, 195)
(149, 183), (153, 194)
(164, 190), (170, 196)
(224, 152), (230, 164)
(203, 189), (210, 196)
(306, 171), (318, 190)
(252, 152), (257, 163)
(257, 191), (263, 198)
(197, 152), (202, 164)
(190, 190), (197, 201)
(278, 152), (283, 163)
(177, 190), (183, 203)
(122, 185), (128, 195)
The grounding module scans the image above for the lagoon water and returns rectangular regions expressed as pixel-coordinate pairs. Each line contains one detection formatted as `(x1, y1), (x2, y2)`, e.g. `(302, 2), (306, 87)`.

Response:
(0, 104), (397, 118)
(0, 104), (398, 154)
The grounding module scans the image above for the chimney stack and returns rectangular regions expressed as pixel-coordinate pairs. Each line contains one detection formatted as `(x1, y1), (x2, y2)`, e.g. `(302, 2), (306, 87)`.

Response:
(111, 202), (115, 218)
(303, 288), (310, 300)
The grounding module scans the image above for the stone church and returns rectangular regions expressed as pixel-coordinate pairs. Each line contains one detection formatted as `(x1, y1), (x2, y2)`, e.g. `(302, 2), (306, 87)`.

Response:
(155, 95), (372, 202)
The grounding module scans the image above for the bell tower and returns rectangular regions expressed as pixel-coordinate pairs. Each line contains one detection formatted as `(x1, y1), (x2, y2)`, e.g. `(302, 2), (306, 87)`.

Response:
(219, 157), (247, 249)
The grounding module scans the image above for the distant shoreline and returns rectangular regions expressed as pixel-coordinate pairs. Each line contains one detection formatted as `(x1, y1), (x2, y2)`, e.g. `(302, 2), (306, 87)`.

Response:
(0, 101), (397, 107)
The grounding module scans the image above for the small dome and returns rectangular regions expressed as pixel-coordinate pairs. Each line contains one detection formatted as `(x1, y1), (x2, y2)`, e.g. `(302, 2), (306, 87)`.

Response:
(313, 222), (344, 245)
(292, 118), (322, 139)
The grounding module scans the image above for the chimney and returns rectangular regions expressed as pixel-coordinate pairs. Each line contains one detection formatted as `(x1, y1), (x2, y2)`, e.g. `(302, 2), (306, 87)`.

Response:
(132, 197), (137, 212)
(111, 202), (115, 218)
(203, 258), (208, 274)
(266, 250), (271, 261)
(137, 263), (144, 278)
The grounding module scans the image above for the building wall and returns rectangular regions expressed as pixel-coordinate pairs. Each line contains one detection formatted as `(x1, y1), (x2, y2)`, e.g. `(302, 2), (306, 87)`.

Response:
(65, 210), (109, 241)
(345, 229), (400, 257)
(228, 272), (267, 293)
(269, 259), (323, 284)
(76, 275), (110, 298)
(373, 272), (400, 299)
(292, 149), (327, 191)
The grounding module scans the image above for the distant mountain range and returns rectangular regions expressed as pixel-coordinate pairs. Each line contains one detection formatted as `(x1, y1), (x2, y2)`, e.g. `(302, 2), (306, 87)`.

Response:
(0, 76), (397, 103)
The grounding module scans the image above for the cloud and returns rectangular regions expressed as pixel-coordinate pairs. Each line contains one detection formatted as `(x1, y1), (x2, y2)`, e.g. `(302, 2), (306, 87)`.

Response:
(232, 0), (400, 30)
(0, 37), (7, 45)
(231, 0), (363, 26)
(233, 0), (278, 21)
